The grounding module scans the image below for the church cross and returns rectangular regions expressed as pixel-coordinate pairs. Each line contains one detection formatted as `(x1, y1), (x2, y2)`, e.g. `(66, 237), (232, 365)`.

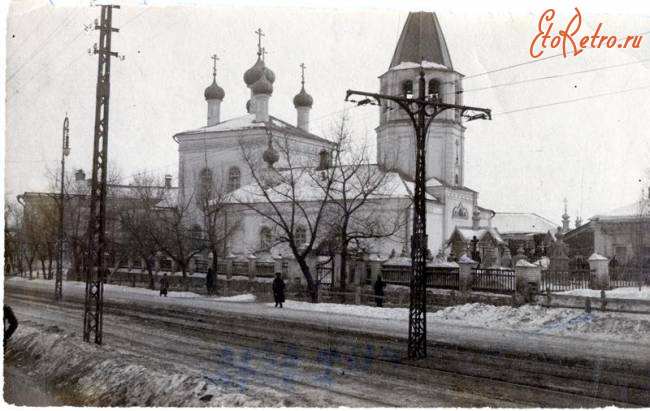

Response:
(563, 197), (568, 214)
(255, 28), (265, 56)
(260, 47), (268, 62)
(210, 53), (219, 79)
(299, 62), (306, 85)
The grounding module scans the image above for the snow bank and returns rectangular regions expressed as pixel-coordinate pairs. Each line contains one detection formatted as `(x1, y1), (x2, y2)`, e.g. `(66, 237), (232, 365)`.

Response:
(271, 299), (650, 343)
(6, 323), (286, 407)
(213, 293), (256, 302)
(558, 286), (650, 300)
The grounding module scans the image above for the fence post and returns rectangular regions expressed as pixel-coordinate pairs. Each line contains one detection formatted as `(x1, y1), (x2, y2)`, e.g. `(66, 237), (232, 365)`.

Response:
(514, 259), (541, 295)
(588, 253), (610, 290)
(457, 255), (475, 292)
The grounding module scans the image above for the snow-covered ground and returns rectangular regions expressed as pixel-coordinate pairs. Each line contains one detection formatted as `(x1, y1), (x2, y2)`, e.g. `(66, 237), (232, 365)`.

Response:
(275, 300), (650, 343)
(7, 277), (650, 344)
(558, 286), (650, 300)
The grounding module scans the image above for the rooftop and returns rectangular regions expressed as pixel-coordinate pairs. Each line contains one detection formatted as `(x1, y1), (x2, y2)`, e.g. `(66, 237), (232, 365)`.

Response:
(389, 12), (453, 70)
(491, 212), (558, 235)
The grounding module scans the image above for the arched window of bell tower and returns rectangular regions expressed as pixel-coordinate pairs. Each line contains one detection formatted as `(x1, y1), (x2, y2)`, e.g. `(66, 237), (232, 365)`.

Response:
(402, 80), (413, 97)
(428, 79), (441, 100)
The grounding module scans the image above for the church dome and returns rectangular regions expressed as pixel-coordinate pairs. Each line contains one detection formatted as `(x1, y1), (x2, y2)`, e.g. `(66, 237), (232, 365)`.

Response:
(244, 57), (265, 86)
(264, 66), (275, 84)
(293, 86), (313, 108)
(262, 145), (279, 164)
(204, 80), (225, 101)
(251, 76), (273, 95)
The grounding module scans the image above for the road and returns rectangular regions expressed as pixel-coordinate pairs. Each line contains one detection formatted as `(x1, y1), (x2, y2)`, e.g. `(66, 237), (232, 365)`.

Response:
(4, 280), (649, 407)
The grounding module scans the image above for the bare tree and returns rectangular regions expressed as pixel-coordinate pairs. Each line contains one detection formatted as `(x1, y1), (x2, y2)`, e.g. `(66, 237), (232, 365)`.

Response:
(238, 132), (335, 302)
(118, 175), (169, 289)
(148, 185), (206, 290)
(196, 167), (240, 294)
(320, 117), (407, 292)
(4, 199), (25, 275)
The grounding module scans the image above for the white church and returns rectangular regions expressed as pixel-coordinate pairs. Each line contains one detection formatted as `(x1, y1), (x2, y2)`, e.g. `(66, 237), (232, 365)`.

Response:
(173, 12), (556, 271)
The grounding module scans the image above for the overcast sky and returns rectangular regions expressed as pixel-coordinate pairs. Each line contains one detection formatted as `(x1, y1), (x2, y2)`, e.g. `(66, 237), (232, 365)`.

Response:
(4, 0), (650, 225)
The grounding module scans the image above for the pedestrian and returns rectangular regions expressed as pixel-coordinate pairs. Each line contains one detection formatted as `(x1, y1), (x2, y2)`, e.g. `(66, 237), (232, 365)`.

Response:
(272, 272), (285, 308)
(374, 274), (386, 307)
(160, 273), (169, 297)
(206, 267), (214, 295)
(4, 305), (18, 351)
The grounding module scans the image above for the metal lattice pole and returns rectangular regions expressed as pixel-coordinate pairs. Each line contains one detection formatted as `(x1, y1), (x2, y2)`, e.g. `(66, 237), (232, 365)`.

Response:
(55, 115), (70, 301)
(345, 67), (491, 359)
(83, 4), (120, 345)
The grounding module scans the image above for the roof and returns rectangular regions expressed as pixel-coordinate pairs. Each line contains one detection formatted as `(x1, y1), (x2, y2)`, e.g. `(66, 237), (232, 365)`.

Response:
(593, 199), (650, 220)
(425, 176), (476, 193)
(173, 114), (332, 145)
(491, 212), (558, 235)
(452, 227), (504, 244)
(389, 12), (453, 70)
(225, 165), (437, 205)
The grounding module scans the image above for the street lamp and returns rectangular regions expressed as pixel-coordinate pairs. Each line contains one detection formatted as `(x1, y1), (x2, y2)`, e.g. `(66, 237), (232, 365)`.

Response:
(55, 114), (70, 301)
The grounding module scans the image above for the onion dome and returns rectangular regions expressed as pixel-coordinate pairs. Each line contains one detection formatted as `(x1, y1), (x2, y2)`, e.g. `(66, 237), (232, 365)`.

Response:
(293, 85), (313, 108)
(204, 79), (224, 101)
(251, 76), (273, 95)
(264, 66), (275, 84)
(263, 144), (279, 165)
(244, 57), (265, 86)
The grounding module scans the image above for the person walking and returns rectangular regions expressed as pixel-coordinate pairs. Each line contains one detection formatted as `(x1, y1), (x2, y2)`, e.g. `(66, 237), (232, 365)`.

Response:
(374, 275), (386, 307)
(4, 305), (18, 351)
(272, 272), (285, 308)
(160, 273), (169, 297)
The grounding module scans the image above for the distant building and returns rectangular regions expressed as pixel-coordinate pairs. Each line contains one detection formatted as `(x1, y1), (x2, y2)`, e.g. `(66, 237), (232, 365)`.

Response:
(563, 194), (650, 266)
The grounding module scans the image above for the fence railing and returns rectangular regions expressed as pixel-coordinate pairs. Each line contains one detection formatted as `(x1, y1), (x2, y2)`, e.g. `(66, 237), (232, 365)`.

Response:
(610, 266), (649, 288)
(232, 261), (249, 276)
(471, 268), (515, 293)
(256, 262), (275, 277)
(541, 269), (592, 292)
(381, 266), (460, 290)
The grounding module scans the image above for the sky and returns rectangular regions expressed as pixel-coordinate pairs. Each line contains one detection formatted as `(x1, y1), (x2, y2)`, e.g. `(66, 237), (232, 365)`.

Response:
(4, 0), (650, 225)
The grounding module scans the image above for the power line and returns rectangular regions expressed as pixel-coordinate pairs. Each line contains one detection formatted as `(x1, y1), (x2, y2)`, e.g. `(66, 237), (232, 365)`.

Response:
(7, 7), (54, 61)
(494, 84), (650, 116)
(7, 8), (80, 82)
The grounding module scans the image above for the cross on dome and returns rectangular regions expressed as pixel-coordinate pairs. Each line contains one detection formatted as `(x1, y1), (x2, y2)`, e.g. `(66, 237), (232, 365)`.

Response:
(210, 53), (219, 79)
(299, 62), (306, 85)
(255, 28), (265, 56)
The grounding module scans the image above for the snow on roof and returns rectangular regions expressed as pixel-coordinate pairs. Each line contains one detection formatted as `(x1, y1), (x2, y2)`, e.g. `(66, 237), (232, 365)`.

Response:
(491, 212), (558, 235)
(593, 199), (650, 220)
(453, 227), (504, 244)
(226, 165), (437, 205)
(174, 114), (332, 145)
(389, 60), (450, 71)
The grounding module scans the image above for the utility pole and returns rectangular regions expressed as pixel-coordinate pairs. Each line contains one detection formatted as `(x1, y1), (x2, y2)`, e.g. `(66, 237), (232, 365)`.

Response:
(55, 114), (70, 301)
(346, 66), (491, 359)
(83, 4), (120, 345)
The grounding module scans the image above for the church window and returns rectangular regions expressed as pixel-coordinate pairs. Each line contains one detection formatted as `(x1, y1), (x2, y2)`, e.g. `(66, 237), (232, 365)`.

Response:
(227, 166), (241, 192)
(295, 225), (307, 246)
(198, 167), (212, 203)
(428, 79), (440, 99)
(402, 80), (413, 97)
(260, 226), (273, 250)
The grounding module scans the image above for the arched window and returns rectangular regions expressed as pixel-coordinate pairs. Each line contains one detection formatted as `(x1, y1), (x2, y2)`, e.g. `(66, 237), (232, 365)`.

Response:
(295, 225), (307, 246)
(402, 80), (413, 97)
(227, 166), (241, 192)
(428, 79), (440, 99)
(198, 167), (212, 203)
(260, 226), (273, 250)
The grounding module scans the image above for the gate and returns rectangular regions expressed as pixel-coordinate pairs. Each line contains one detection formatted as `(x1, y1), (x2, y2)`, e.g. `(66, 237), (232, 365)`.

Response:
(471, 268), (515, 293)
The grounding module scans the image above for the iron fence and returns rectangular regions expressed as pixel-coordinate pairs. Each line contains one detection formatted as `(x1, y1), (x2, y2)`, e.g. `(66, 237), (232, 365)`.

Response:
(232, 261), (249, 276)
(381, 265), (459, 290)
(216, 261), (227, 275)
(610, 266), (649, 288)
(256, 262), (275, 277)
(471, 268), (515, 293)
(541, 269), (592, 292)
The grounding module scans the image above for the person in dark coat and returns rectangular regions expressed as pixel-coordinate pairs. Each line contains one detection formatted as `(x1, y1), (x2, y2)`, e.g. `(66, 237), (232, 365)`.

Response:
(206, 268), (214, 295)
(272, 272), (285, 308)
(374, 275), (386, 307)
(160, 273), (169, 297)
(4, 305), (18, 350)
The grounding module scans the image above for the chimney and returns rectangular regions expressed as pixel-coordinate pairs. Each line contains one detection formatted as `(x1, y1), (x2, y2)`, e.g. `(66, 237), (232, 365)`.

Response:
(75, 169), (86, 181)
(317, 149), (330, 170)
(164, 174), (172, 188)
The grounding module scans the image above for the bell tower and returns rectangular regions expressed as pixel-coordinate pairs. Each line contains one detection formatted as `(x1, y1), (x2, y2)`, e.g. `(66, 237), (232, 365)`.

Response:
(376, 12), (465, 186)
